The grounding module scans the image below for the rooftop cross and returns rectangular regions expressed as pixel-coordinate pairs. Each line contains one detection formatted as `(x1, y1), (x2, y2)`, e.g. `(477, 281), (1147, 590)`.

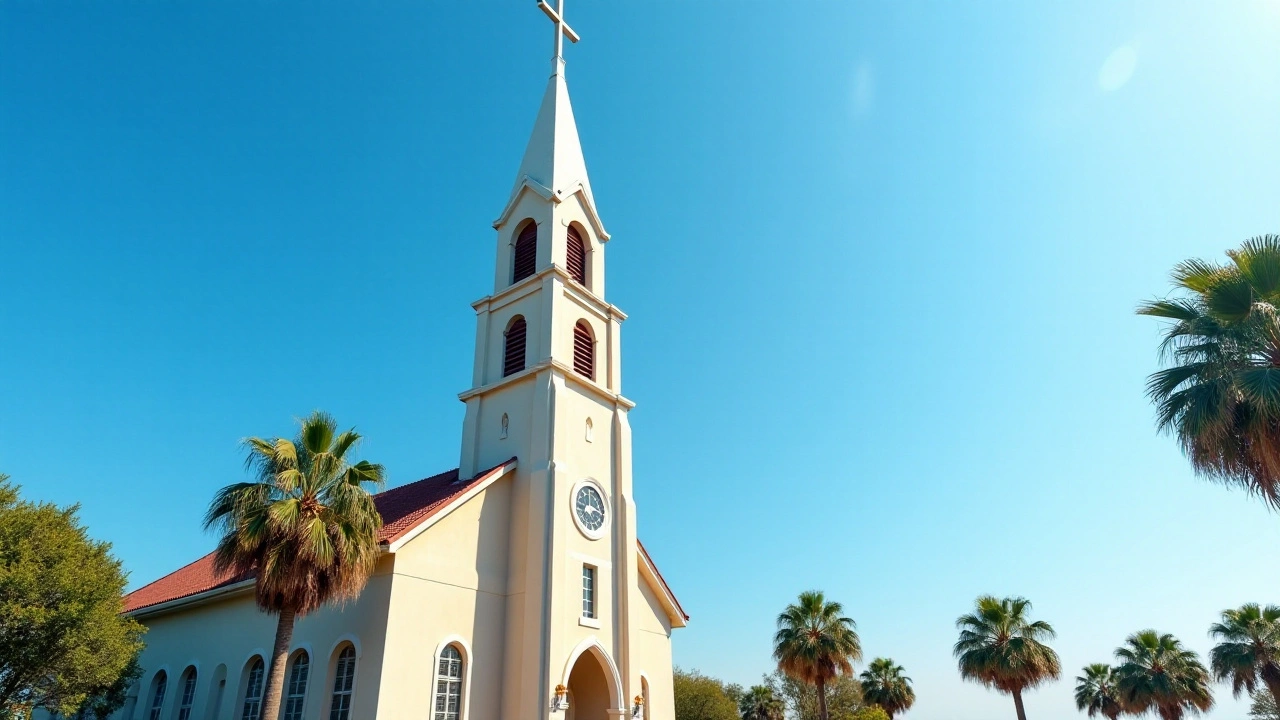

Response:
(537, 0), (579, 67)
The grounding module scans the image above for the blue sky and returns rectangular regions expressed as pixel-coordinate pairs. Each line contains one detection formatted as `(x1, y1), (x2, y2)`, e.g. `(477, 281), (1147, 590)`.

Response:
(3, 2), (1280, 718)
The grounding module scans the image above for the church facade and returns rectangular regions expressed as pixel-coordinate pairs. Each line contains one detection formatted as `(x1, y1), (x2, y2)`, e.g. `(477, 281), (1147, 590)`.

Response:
(88, 7), (686, 720)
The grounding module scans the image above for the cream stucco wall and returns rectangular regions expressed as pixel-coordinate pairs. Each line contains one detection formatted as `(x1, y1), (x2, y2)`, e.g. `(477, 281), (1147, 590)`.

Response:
(97, 556), (395, 720)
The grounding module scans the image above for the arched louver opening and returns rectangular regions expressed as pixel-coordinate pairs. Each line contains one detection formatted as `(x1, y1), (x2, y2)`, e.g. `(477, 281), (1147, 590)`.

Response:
(573, 321), (594, 379)
(566, 225), (587, 286)
(512, 223), (537, 284)
(503, 317), (527, 377)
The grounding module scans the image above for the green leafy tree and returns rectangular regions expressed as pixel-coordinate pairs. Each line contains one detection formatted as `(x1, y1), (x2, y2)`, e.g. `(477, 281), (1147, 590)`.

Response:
(1252, 688), (1280, 720)
(76, 655), (143, 720)
(1074, 663), (1123, 720)
(739, 684), (785, 720)
(844, 707), (891, 720)
(0, 475), (145, 717)
(859, 658), (915, 718)
(765, 671), (863, 720)
(1209, 603), (1280, 708)
(1138, 235), (1280, 508)
(205, 412), (385, 720)
(773, 591), (863, 720)
(954, 595), (1061, 720)
(674, 668), (740, 720)
(1114, 630), (1213, 720)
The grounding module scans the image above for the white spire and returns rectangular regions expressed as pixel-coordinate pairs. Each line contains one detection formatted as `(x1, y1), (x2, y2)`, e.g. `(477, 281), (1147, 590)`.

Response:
(497, 0), (603, 229)
(512, 64), (594, 203)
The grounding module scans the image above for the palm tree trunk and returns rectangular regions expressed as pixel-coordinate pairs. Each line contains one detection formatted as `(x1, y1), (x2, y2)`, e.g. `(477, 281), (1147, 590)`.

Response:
(816, 676), (829, 720)
(260, 608), (296, 720)
(1263, 672), (1280, 712)
(1011, 688), (1028, 720)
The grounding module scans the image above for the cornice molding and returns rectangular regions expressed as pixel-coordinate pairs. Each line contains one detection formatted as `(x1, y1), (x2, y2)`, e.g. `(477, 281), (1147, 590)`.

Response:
(458, 360), (634, 410)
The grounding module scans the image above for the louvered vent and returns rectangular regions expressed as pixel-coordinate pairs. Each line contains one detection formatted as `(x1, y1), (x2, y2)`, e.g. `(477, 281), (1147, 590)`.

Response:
(512, 224), (537, 284)
(503, 317), (527, 377)
(566, 226), (587, 286)
(573, 321), (594, 379)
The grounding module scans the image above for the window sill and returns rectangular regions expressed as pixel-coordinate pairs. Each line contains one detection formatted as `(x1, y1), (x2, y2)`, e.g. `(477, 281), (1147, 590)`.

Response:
(579, 616), (601, 629)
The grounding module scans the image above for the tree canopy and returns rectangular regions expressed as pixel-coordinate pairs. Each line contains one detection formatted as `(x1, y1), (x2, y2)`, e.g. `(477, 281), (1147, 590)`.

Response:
(1138, 235), (1280, 508)
(673, 668), (740, 720)
(954, 595), (1060, 720)
(765, 671), (864, 720)
(0, 475), (144, 717)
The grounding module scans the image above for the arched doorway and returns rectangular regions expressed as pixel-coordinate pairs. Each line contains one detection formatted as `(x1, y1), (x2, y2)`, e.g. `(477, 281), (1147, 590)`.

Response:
(566, 648), (614, 720)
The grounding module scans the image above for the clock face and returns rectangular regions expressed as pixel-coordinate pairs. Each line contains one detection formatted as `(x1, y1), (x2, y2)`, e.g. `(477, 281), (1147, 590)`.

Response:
(574, 485), (606, 534)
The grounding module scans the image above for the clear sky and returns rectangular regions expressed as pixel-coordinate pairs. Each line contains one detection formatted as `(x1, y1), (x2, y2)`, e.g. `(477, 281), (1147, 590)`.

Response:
(3, 2), (1280, 718)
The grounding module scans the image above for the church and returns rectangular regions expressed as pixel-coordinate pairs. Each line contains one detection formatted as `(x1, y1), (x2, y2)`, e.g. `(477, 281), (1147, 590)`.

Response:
(94, 5), (687, 719)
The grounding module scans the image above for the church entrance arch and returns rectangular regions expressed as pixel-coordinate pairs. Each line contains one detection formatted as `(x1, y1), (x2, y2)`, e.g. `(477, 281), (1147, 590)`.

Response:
(564, 642), (619, 720)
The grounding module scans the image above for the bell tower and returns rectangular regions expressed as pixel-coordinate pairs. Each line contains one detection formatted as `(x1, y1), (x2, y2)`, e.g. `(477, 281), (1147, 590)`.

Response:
(456, 2), (646, 718)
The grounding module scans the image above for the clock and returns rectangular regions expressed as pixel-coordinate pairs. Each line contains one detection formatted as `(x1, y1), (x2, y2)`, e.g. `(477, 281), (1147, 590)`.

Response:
(573, 482), (607, 538)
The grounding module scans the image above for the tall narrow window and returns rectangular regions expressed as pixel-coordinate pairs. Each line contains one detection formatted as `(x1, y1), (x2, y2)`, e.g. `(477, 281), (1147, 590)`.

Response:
(176, 668), (198, 720)
(433, 646), (465, 720)
(573, 321), (594, 379)
(512, 223), (537, 284)
(240, 659), (265, 720)
(503, 316), (527, 377)
(148, 672), (167, 720)
(582, 565), (596, 618)
(566, 225), (587, 286)
(282, 652), (310, 720)
(329, 646), (357, 720)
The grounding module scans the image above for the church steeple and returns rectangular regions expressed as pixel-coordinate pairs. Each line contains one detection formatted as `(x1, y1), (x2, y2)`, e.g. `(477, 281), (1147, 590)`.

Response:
(454, 6), (657, 719)
(509, 65), (595, 210)
(493, 0), (607, 248)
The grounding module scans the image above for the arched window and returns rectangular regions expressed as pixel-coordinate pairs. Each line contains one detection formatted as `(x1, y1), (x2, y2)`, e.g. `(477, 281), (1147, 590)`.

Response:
(512, 223), (537, 284)
(566, 225), (587, 286)
(282, 651), (309, 720)
(148, 671), (168, 720)
(433, 646), (465, 720)
(329, 646), (357, 720)
(175, 667), (197, 720)
(240, 658), (265, 720)
(503, 316), (527, 377)
(573, 321), (594, 379)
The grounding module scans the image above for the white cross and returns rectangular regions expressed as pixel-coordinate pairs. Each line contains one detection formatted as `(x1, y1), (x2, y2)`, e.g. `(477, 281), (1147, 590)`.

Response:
(537, 0), (580, 61)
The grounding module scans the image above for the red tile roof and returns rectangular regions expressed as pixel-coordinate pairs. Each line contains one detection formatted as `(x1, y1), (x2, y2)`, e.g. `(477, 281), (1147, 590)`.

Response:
(123, 460), (514, 614)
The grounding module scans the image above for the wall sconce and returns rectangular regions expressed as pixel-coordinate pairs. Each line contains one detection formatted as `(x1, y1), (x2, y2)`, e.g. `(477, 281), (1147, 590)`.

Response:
(632, 695), (644, 718)
(550, 684), (569, 712)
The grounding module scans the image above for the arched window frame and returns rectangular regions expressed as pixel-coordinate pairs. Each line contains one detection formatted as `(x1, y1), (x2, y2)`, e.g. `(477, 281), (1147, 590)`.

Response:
(145, 669), (169, 720)
(565, 223), (589, 288)
(174, 666), (198, 720)
(431, 637), (473, 720)
(572, 320), (595, 380)
(281, 650), (310, 720)
(511, 221), (538, 285)
(502, 315), (528, 377)
(238, 657), (266, 720)
(328, 644), (358, 720)
(640, 674), (651, 720)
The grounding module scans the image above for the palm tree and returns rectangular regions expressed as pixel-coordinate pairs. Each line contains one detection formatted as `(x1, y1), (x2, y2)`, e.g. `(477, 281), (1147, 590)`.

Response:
(739, 684), (784, 720)
(859, 658), (915, 719)
(1138, 235), (1280, 509)
(1209, 603), (1280, 708)
(954, 595), (1061, 720)
(773, 590), (863, 720)
(1113, 630), (1213, 720)
(204, 411), (385, 720)
(1074, 663), (1123, 720)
